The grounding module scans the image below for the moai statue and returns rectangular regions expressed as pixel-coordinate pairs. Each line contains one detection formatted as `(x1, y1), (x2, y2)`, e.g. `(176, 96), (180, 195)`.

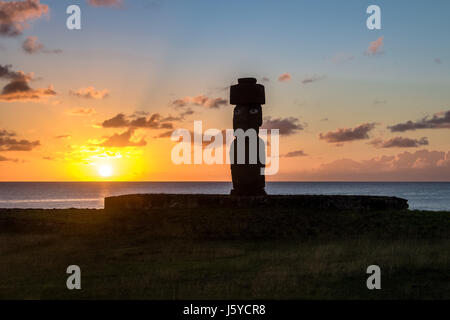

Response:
(229, 78), (266, 196)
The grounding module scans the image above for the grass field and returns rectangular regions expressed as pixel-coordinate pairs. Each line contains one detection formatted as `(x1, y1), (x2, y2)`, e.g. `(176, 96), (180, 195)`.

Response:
(0, 207), (449, 299)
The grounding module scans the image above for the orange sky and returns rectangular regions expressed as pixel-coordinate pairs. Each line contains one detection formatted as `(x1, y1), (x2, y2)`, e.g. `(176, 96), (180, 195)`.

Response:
(1, 0), (450, 181)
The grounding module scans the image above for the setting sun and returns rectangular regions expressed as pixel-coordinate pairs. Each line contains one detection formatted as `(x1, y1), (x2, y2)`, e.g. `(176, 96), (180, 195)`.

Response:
(98, 165), (113, 178)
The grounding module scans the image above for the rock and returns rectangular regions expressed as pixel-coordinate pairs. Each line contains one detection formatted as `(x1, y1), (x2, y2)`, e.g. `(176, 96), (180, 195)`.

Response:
(104, 194), (408, 212)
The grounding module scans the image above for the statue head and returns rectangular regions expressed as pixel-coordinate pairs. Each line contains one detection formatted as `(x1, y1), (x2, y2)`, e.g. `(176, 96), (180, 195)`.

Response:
(230, 78), (265, 131)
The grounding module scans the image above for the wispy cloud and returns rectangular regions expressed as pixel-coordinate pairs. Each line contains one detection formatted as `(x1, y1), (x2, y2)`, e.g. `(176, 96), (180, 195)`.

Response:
(283, 149), (307, 158)
(87, 0), (123, 8)
(0, 129), (40, 151)
(0, 0), (49, 37)
(67, 108), (96, 116)
(70, 86), (109, 100)
(102, 112), (174, 130)
(301, 75), (326, 85)
(278, 73), (291, 82)
(319, 123), (376, 143)
(0, 64), (56, 102)
(172, 95), (228, 109)
(262, 116), (304, 135)
(388, 110), (450, 132)
(295, 149), (450, 181)
(0, 154), (18, 162)
(373, 99), (387, 105)
(55, 134), (71, 139)
(331, 53), (355, 64)
(156, 130), (174, 138)
(366, 36), (384, 56)
(369, 137), (429, 148)
(22, 36), (62, 54)
(99, 128), (147, 148)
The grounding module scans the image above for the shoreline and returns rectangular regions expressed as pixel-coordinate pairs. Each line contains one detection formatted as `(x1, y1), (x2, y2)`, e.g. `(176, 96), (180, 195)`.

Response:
(2, 181), (450, 212)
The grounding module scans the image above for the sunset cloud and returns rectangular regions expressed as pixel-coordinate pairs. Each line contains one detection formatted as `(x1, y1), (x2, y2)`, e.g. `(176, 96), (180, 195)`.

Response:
(0, 64), (26, 80)
(129, 109), (194, 122)
(262, 116), (304, 135)
(100, 129), (147, 148)
(301, 75), (326, 85)
(172, 95), (228, 109)
(67, 108), (96, 116)
(319, 123), (376, 143)
(0, 85), (55, 101)
(0, 64), (56, 102)
(22, 36), (61, 54)
(283, 150), (307, 158)
(331, 53), (355, 64)
(296, 149), (450, 181)
(22, 35), (42, 53)
(70, 87), (109, 100)
(177, 108), (195, 119)
(0, 0), (49, 37)
(373, 99), (387, 105)
(156, 130), (173, 138)
(61, 144), (143, 165)
(0, 129), (40, 151)
(102, 113), (128, 127)
(0, 154), (18, 162)
(388, 110), (450, 132)
(0, 130), (15, 137)
(369, 137), (429, 148)
(87, 0), (123, 7)
(102, 113), (174, 130)
(278, 73), (291, 82)
(55, 134), (71, 139)
(366, 36), (384, 56)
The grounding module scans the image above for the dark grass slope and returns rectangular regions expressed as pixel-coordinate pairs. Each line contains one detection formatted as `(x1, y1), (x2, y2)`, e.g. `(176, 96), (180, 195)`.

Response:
(104, 207), (448, 241)
(0, 206), (449, 299)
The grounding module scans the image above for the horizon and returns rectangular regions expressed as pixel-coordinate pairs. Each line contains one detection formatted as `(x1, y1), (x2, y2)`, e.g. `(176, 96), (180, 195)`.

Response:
(1, 180), (450, 183)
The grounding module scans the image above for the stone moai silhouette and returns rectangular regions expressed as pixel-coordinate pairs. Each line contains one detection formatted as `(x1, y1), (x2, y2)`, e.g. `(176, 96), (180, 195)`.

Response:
(229, 77), (266, 196)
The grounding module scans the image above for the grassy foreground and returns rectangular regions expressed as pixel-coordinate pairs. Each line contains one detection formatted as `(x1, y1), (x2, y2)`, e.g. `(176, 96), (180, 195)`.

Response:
(0, 207), (449, 299)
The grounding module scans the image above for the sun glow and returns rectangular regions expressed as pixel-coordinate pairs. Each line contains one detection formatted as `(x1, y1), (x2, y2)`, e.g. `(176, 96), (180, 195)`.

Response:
(98, 165), (113, 178)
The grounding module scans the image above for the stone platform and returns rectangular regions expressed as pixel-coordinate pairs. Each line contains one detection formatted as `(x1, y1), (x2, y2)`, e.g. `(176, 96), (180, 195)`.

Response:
(104, 194), (408, 211)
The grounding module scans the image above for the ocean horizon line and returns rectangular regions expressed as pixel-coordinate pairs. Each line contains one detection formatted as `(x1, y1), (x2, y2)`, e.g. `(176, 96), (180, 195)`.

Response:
(1, 181), (450, 183)
(1, 181), (449, 210)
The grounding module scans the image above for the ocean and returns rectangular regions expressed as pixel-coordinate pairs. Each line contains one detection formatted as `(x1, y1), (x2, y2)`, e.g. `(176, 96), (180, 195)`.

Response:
(0, 182), (449, 211)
